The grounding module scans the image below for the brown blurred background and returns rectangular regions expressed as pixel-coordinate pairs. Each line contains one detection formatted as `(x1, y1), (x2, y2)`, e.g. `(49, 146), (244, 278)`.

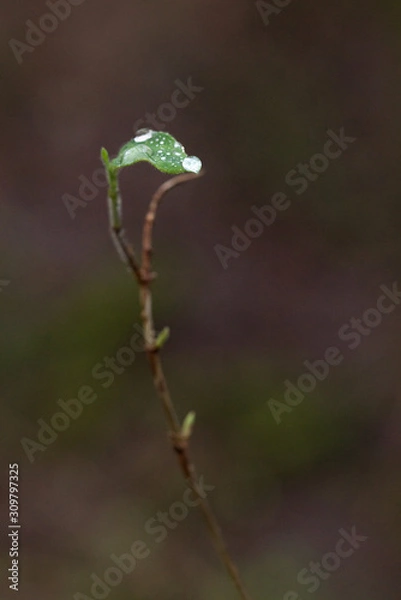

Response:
(2, 0), (401, 598)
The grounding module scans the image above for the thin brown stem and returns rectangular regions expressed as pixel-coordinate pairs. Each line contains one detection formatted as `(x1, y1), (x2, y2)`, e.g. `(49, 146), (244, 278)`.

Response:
(110, 226), (142, 282)
(141, 172), (201, 277)
(111, 171), (253, 600)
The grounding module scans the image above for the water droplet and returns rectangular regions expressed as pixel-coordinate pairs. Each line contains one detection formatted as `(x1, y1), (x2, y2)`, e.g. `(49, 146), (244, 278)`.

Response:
(182, 156), (202, 174)
(134, 129), (154, 143)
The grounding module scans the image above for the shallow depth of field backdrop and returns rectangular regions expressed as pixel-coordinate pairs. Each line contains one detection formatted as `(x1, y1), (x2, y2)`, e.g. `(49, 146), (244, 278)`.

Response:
(2, 1), (401, 599)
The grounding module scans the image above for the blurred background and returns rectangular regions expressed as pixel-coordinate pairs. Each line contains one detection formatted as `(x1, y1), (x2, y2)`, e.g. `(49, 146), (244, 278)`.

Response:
(2, 0), (401, 598)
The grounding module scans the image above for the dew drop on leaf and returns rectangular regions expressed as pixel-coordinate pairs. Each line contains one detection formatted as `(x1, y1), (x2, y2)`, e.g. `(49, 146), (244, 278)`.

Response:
(134, 129), (154, 143)
(182, 156), (202, 173)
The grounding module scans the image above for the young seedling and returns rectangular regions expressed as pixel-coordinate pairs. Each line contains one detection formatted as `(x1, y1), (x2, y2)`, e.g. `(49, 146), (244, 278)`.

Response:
(101, 129), (252, 600)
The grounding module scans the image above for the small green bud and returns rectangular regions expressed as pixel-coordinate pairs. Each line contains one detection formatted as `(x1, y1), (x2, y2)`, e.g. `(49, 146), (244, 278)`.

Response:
(181, 411), (196, 439)
(155, 326), (170, 349)
(100, 147), (110, 167)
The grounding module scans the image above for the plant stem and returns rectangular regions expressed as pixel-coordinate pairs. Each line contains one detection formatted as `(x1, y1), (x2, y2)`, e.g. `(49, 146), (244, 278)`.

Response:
(106, 164), (142, 280)
(108, 171), (253, 600)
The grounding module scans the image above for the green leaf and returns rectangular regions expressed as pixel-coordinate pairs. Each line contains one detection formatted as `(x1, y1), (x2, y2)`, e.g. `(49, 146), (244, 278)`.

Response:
(110, 129), (202, 175)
